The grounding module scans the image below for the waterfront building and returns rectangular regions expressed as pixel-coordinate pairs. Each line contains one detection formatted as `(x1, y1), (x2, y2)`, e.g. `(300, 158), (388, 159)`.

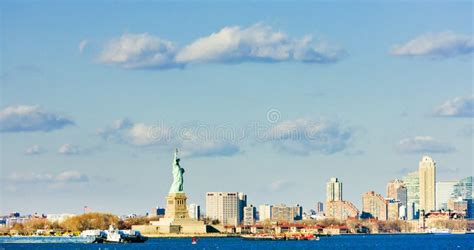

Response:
(271, 204), (298, 222)
(403, 171), (420, 220)
(258, 204), (272, 221)
(448, 197), (468, 215)
(387, 200), (401, 220)
(467, 199), (474, 218)
(205, 192), (246, 225)
(419, 156), (436, 212)
(326, 200), (359, 220)
(243, 205), (256, 225)
(188, 204), (200, 220)
(326, 177), (343, 203)
(436, 181), (457, 210)
(316, 202), (324, 213)
(362, 191), (387, 221)
(292, 204), (303, 220)
(399, 204), (407, 220)
(238, 193), (247, 223)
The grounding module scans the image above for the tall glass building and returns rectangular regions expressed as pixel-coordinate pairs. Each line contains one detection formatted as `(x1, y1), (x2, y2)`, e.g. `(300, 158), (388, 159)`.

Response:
(452, 176), (473, 199)
(403, 171), (419, 219)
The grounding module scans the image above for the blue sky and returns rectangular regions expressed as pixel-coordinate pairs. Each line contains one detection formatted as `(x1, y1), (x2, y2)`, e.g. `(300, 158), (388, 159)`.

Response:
(1, 1), (472, 215)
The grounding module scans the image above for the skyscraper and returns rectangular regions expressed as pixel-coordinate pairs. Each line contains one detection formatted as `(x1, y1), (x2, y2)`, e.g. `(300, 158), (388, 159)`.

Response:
(243, 205), (256, 225)
(258, 204), (272, 221)
(436, 181), (457, 210)
(452, 176), (473, 200)
(326, 200), (359, 220)
(403, 171), (420, 220)
(316, 202), (324, 213)
(271, 204), (295, 222)
(362, 191), (388, 221)
(326, 177), (342, 203)
(419, 156), (436, 212)
(205, 192), (246, 225)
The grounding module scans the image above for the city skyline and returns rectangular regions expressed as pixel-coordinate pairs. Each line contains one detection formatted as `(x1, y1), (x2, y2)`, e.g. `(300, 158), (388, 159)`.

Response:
(1, 1), (473, 215)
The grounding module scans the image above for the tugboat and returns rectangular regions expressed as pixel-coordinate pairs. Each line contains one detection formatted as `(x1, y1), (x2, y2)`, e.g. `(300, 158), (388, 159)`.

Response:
(94, 225), (148, 243)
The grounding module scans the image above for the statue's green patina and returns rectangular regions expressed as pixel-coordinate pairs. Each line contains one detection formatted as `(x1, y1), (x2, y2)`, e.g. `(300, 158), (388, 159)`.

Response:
(169, 148), (184, 193)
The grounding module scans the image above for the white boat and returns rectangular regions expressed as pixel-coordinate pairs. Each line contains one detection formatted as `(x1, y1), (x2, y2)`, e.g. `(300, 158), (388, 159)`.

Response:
(94, 225), (148, 243)
(426, 228), (451, 234)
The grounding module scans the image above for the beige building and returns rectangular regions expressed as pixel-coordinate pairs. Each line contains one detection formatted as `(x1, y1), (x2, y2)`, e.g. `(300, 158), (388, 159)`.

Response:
(326, 201), (359, 220)
(326, 177), (343, 203)
(258, 204), (272, 221)
(271, 204), (295, 222)
(205, 192), (246, 225)
(243, 205), (256, 225)
(362, 191), (388, 221)
(387, 200), (401, 220)
(387, 179), (407, 202)
(419, 156), (436, 212)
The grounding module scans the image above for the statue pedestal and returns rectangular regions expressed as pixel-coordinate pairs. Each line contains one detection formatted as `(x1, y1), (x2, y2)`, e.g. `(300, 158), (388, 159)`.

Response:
(165, 192), (189, 219)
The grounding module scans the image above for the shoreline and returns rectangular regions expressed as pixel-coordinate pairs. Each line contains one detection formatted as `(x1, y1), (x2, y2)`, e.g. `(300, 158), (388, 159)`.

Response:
(1, 231), (471, 238)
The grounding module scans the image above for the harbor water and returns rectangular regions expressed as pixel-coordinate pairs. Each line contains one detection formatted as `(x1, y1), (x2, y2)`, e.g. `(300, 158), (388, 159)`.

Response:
(1, 234), (474, 249)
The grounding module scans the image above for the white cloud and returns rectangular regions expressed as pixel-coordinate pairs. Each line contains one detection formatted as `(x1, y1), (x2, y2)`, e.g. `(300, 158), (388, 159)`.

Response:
(78, 39), (89, 53)
(0, 105), (74, 132)
(99, 33), (179, 69)
(97, 119), (172, 146)
(176, 24), (343, 64)
(7, 170), (89, 184)
(179, 131), (240, 158)
(97, 119), (240, 157)
(25, 145), (46, 155)
(433, 96), (473, 117)
(58, 144), (81, 155)
(262, 119), (352, 155)
(269, 179), (295, 192)
(55, 170), (89, 183)
(396, 136), (455, 154)
(390, 32), (474, 58)
(98, 24), (345, 70)
(125, 123), (173, 146)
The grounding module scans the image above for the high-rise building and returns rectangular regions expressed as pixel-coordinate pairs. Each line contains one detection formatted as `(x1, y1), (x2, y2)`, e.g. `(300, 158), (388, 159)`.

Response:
(387, 179), (403, 198)
(271, 204), (296, 222)
(316, 202), (324, 213)
(238, 193), (247, 223)
(387, 199), (401, 220)
(436, 181), (457, 210)
(243, 205), (256, 225)
(292, 204), (303, 220)
(258, 204), (272, 221)
(403, 171), (420, 220)
(205, 192), (247, 225)
(419, 156), (436, 212)
(326, 201), (359, 220)
(362, 191), (388, 221)
(188, 203), (200, 220)
(326, 177), (343, 203)
(386, 179), (407, 205)
(452, 176), (473, 200)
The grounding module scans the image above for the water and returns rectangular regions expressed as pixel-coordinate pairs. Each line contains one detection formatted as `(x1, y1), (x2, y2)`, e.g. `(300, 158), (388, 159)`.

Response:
(1, 234), (473, 250)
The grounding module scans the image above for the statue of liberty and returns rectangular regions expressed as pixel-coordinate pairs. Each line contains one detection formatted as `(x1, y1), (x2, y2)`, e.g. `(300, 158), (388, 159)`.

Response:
(169, 148), (184, 193)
